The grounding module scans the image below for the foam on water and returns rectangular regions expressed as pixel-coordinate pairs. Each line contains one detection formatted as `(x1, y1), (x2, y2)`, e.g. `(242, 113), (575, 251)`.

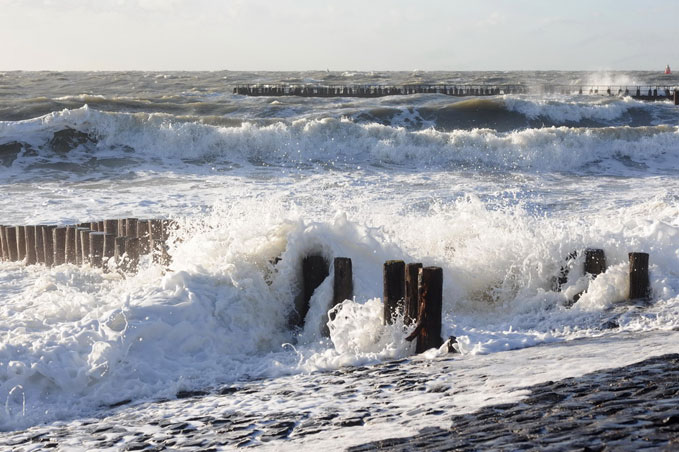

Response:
(2, 106), (679, 181)
(503, 95), (641, 123)
(1, 71), (679, 433)
(2, 190), (679, 430)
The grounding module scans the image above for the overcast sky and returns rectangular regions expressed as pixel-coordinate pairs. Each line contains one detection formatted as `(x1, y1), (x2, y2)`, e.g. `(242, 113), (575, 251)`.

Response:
(1, 0), (678, 71)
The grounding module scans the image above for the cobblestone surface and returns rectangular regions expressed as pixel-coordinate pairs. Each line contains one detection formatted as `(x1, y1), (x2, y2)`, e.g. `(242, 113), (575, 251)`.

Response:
(350, 354), (679, 451)
(2, 352), (678, 451)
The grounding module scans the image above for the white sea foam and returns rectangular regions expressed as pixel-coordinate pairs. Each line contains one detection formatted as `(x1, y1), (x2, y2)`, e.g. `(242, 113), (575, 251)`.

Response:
(503, 96), (639, 123)
(1, 106), (679, 177)
(2, 72), (679, 434)
(2, 191), (679, 430)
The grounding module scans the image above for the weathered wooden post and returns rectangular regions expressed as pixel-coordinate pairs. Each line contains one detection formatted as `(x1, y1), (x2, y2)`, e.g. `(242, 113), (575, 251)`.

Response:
(42, 226), (56, 267)
(103, 233), (116, 266)
(80, 229), (91, 264)
(0, 226), (6, 261)
(405, 263), (423, 325)
(584, 248), (606, 277)
(126, 218), (138, 237)
(15, 226), (26, 262)
(53, 227), (67, 265)
(407, 266), (444, 353)
(114, 236), (126, 265)
(321, 257), (353, 337)
(103, 219), (118, 236)
(629, 252), (650, 300)
(298, 255), (329, 327)
(117, 219), (126, 237)
(75, 227), (90, 265)
(149, 219), (164, 262)
(137, 219), (150, 254)
(35, 225), (45, 264)
(675, 90), (678, 106)
(65, 226), (78, 264)
(89, 232), (105, 268)
(332, 257), (353, 309)
(383, 260), (405, 325)
(24, 226), (37, 265)
(125, 237), (141, 272)
(5, 226), (17, 261)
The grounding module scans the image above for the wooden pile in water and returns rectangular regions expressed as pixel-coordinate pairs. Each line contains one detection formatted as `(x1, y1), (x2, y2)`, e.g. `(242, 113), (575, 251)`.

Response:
(0, 218), (175, 272)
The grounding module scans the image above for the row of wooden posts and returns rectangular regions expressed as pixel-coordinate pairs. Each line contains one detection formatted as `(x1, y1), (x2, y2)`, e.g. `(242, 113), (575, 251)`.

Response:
(558, 249), (651, 303)
(301, 256), (444, 354)
(299, 249), (651, 354)
(235, 84), (679, 104)
(0, 219), (174, 272)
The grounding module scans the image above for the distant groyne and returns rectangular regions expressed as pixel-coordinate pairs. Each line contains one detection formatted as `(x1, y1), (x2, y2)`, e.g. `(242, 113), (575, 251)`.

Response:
(234, 84), (679, 104)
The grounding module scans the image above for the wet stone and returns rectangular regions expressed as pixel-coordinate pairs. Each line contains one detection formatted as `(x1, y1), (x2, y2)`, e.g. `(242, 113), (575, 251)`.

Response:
(124, 442), (151, 451)
(350, 354), (679, 451)
(176, 389), (209, 399)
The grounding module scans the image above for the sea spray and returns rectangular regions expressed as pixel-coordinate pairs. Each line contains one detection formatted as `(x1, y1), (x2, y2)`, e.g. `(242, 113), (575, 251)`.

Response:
(1, 70), (679, 433)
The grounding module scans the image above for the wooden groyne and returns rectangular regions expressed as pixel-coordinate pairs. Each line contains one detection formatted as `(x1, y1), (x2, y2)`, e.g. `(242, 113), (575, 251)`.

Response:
(0, 219), (174, 273)
(234, 84), (679, 104)
(0, 221), (653, 355)
(301, 247), (650, 354)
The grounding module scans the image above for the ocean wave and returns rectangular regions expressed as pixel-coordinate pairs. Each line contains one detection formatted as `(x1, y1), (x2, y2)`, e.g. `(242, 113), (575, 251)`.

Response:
(1, 106), (678, 176)
(503, 96), (641, 123)
(2, 195), (679, 430)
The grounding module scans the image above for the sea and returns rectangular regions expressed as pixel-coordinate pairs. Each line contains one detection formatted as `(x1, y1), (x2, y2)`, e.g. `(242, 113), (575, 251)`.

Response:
(1, 70), (679, 449)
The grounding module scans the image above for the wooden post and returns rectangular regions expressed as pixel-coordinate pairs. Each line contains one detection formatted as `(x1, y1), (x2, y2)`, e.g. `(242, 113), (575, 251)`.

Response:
(0, 226), (5, 261)
(584, 248), (606, 277)
(103, 233), (116, 265)
(298, 255), (329, 327)
(53, 227), (67, 266)
(65, 226), (77, 264)
(15, 226), (26, 262)
(89, 221), (99, 232)
(125, 218), (138, 238)
(137, 219), (150, 254)
(75, 227), (90, 265)
(89, 232), (105, 268)
(117, 219), (126, 237)
(35, 225), (45, 264)
(149, 219), (164, 262)
(24, 226), (37, 265)
(332, 257), (353, 309)
(125, 237), (141, 272)
(80, 229), (91, 264)
(629, 252), (650, 300)
(149, 219), (163, 240)
(103, 220), (118, 236)
(405, 263), (423, 325)
(411, 266), (444, 353)
(0, 226), (6, 261)
(383, 260), (405, 325)
(42, 226), (56, 267)
(5, 226), (17, 261)
(321, 257), (353, 337)
(114, 236), (126, 264)
(675, 90), (678, 106)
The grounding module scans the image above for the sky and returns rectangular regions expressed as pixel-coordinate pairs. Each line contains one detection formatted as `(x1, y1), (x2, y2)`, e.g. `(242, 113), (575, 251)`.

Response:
(1, 0), (678, 71)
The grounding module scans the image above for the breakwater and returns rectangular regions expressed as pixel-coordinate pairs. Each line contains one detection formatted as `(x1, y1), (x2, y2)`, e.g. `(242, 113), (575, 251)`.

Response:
(0, 219), (173, 273)
(233, 84), (679, 103)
